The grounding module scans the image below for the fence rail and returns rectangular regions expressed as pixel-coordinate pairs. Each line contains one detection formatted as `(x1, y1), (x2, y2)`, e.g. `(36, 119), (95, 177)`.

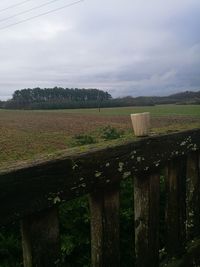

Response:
(0, 128), (200, 266)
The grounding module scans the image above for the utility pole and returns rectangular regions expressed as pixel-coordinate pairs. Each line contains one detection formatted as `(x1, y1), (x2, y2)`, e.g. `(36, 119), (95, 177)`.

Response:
(98, 90), (101, 112)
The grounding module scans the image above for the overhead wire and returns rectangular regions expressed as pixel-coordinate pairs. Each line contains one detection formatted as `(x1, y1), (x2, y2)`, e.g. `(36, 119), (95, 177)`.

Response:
(0, 0), (33, 13)
(0, 0), (84, 31)
(0, 0), (69, 23)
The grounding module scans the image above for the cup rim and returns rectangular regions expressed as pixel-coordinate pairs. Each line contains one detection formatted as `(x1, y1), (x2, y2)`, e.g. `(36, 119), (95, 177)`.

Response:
(130, 112), (150, 117)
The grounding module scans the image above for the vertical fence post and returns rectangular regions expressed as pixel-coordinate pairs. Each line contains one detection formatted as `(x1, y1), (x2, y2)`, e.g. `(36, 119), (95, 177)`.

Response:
(186, 152), (200, 239)
(134, 173), (160, 267)
(21, 207), (61, 267)
(89, 190), (104, 267)
(89, 183), (120, 267)
(165, 158), (186, 257)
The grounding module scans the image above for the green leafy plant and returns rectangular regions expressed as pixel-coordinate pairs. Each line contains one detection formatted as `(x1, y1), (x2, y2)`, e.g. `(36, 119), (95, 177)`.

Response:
(72, 134), (97, 146)
(0, 224), (22, 267)
(60, 197), (90, 267)
(101, 125), (123, 140)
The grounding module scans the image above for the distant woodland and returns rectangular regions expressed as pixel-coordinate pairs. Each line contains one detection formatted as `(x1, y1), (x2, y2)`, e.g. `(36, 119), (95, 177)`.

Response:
(0, 87), (200, 109)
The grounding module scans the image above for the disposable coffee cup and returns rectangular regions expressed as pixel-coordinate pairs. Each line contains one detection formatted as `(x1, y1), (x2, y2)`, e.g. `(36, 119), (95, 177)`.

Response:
(130, 112), (150, 137)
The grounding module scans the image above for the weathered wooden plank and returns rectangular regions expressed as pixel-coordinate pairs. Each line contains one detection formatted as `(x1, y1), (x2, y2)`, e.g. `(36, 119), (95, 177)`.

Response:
(165, 158), (186, 257)
(149, 173), (160, 266)
(0, 129), (199, 225)
(103, 185), (120, 267)
(89, 191), (104, 267)
(89, 183), (120, 267)
(21, 207), (61, 267)
(134, 173), (160, 267)
(186, 152), (200, 239)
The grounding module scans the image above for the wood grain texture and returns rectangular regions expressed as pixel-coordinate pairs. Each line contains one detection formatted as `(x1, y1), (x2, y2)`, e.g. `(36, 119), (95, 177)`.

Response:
(134, 173), (160, 267)
(186, 152), (200, 240)
(165, 158), (187, 257)
(21, 207), (61, 267)
(89, 183), (120, 267)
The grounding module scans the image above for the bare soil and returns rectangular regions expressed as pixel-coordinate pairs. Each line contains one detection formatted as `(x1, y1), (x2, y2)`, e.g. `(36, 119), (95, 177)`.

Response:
(0, 111), (200, 166)
(1, 111), (200, 135)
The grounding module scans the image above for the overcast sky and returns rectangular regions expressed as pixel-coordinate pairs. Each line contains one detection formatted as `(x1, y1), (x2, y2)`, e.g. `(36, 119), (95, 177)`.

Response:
(0, 0), (199, 100)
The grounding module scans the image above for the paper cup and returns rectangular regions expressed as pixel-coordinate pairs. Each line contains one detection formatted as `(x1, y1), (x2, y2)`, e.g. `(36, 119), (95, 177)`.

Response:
(130, 112), (150, 137)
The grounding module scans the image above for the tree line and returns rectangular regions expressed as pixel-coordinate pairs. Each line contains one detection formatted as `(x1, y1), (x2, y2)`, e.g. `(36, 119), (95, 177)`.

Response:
(3, 87), (112, 109)
(0, 88), (200, 109)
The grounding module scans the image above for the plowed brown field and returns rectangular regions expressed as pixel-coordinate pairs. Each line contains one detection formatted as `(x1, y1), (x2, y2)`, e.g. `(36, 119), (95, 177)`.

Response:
(0, 108), (200, 167)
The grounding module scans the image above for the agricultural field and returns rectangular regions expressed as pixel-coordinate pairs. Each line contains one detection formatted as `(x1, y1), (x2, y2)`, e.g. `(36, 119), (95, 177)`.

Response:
(0, 104), (200, 168)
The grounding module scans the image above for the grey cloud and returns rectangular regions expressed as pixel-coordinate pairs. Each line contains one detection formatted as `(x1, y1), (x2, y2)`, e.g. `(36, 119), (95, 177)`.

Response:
(0, 0), (200, 99)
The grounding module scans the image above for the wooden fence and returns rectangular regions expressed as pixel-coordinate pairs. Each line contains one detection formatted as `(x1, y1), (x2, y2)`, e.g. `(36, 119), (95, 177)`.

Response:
(0, 129), (200, 267)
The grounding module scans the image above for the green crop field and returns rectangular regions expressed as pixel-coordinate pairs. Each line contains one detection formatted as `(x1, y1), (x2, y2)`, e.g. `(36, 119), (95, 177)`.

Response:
(0, 104), (200, 168)
(17, 104), (200, 116)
